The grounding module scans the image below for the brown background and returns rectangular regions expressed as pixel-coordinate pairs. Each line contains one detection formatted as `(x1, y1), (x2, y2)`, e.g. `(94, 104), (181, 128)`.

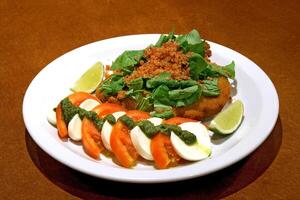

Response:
(1, 0), (299, 199)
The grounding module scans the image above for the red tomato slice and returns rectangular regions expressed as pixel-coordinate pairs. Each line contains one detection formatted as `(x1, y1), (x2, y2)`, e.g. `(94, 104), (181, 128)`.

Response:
(125, 110), (150, 121)
(93, 103), (126, 117)
(110, 110), (149, 168)
(110, 121), (139, 168)
(68, 92), (100, 106)
(81, 103), (125, 159)
(164, 117), (196, 125)
(81, 117), (104, 159)
(151, 133), (181, 169)
(55, 104), (68, 138)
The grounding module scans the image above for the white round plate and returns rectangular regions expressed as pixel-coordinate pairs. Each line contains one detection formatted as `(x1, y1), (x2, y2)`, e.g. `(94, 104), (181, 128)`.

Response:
(23, 34), (279, 183)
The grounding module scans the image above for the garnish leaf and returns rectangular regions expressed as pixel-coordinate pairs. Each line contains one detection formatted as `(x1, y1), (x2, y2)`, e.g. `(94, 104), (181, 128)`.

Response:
(127, 77), (144, 90)
(99, 74), (124, 96)
(201, 78), (220, 96)
(155, 32), (175, 47)
(176, 29), (205, 56)
(189, 53), (209, 80)
(111, 50), (144, 74)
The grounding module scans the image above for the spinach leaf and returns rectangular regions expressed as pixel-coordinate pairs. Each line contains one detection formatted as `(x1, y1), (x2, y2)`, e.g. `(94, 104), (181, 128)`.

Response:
(152, 85), (175, 106)
(174, 85), (202, 107)
(168, 85), (199, 100)
(137, 95), (153, 111)
(201, 61), (235, 79)
(176, 29), (205, 56)
(151, 110), (174, 119)
(201, 78), (220, 96)
(111, 50), (144, 74)
(146, 72), (179, 89)
(189, 53), (209, 80)
(127, 77), (144, 90)
(178, 79), (198, 88)
(152, 84), (201, 108)
(99, 74), (124, 96)
(150, 103), (174, 119)
(155, 32), (176, 47)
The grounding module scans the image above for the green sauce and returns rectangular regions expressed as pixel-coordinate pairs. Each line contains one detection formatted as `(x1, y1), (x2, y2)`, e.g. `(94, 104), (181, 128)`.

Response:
(157, 124), (196, 145)
(137, 120), (159, 138)
(61, 98), (104, 131)
(60, 98), (196, 145)
(104, 114), (116, 125)
(119, 115), (136, 129)
(61, 98), (80, 124)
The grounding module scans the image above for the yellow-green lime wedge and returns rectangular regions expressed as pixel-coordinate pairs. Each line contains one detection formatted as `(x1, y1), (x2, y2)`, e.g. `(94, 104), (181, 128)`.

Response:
(209, 100), (244, 134)
(71, 62), (104, 93)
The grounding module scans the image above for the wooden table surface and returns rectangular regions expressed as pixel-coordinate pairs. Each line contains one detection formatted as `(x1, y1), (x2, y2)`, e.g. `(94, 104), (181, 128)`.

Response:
(1, 0), (299, 199)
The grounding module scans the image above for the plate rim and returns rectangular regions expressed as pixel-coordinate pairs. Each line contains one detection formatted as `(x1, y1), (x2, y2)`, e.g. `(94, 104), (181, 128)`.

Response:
(22, 34), (279, 183)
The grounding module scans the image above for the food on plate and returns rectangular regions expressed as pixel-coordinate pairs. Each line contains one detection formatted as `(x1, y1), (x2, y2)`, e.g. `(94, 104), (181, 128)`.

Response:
(96, 30), (235, 120)
(48, 29), (244, 169)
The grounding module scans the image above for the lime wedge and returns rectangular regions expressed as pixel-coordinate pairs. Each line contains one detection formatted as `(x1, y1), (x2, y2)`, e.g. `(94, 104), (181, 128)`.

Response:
(209, 100), (244, 134)
(71, 62), (104, 93)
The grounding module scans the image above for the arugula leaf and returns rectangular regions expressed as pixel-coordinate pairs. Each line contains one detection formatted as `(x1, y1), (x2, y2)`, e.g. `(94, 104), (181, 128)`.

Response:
(168, 85), (199, 100)
(201, 78), (220, 96)
(189, 53), (209, 80)
(127, 77), (144, 90)
(111, 50), (144, 74)
(99, 74), (124, 96)
(155, 32), (176, 47)
(176, 29), (205, 56)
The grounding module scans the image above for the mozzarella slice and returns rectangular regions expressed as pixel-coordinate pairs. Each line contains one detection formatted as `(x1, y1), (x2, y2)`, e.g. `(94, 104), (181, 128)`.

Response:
(101, 111), (126, 151)
(68, 98), (100, 141)
(68, 114), (82, 141)
(170, 122), (212, 161)
(47, 109), (57, 126)
(130, 117), (163, 160)
(79, 98), (100, 111)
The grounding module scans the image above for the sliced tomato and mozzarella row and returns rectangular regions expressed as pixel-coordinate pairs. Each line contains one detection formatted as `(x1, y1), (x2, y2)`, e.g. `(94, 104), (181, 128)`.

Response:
(130, 117), (163, 161)
(81, 103), (125, 159)
(170, 122), (212, 161)
(67, 98), (100, 141)
(54, 92), (100, 138)
(110, 110), (150, 168)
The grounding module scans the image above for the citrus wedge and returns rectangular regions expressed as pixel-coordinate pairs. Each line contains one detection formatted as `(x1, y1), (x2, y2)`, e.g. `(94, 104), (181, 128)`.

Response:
(71, 62), (104, 93)
(209, 100), (244, 134)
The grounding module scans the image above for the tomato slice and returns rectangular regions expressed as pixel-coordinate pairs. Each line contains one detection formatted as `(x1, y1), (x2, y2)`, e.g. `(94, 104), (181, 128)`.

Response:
(55, 104), (68, 138)
(125, 110), (150, 121)
(164, 117), (196, 125)
(81, 103), (125, 159)
(110, 121), (139, 168)
(93, 103), (126, 117)
(151, 133), (181, 169)
(110, 110), (149, 168)
(81, 117), (104, 159)
(68, 92), (100, 106)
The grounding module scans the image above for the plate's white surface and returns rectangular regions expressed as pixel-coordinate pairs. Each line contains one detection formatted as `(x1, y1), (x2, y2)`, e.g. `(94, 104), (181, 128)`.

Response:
(22, 34), (279, 183)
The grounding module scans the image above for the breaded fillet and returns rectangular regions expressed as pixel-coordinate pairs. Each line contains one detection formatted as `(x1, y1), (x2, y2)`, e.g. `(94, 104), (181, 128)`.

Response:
(174, 76), (231, 120)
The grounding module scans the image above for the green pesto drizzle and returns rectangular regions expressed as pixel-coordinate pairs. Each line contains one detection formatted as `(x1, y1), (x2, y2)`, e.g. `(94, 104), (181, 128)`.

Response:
(60, 98), (196, 145)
